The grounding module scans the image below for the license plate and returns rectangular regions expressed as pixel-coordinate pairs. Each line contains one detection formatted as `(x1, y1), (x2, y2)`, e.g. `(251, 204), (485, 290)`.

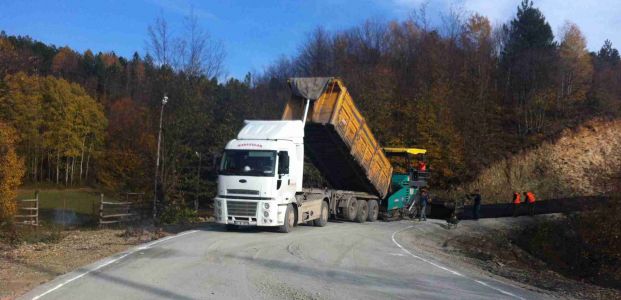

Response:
(234, 221), (249, 226)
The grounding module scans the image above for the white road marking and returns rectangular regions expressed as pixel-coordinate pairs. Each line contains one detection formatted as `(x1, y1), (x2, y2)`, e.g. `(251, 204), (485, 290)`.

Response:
(31, 230), (199, 300)
(391, 226), (525, 300)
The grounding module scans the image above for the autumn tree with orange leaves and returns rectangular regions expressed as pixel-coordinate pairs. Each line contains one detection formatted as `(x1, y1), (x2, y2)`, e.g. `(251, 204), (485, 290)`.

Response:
(0, 122), (24, 223)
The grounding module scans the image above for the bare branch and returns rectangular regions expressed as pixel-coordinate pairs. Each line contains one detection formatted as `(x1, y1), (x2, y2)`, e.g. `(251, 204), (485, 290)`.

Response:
(146, 15), (172, 67)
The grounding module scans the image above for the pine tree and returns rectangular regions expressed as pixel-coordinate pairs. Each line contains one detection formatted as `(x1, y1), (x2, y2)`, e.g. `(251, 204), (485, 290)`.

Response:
(501, 0), (557, 135)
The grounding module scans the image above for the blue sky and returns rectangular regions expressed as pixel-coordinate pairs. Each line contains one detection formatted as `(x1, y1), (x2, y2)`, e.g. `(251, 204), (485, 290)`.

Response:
(1, 0), (620, 79)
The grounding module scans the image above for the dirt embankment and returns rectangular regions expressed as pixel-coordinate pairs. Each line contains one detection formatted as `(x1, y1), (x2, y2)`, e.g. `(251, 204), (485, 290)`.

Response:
(403, 217), (621, 300)
(461, 119), (621, 203)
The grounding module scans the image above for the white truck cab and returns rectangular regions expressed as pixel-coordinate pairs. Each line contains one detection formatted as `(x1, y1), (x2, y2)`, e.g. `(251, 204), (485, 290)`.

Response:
(214, 120), (327, 232)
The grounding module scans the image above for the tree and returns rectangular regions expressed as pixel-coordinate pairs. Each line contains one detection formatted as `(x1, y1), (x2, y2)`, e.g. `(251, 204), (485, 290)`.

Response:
(0, 73), (44, 182)
(501, 0), (557, 135)
(0, 122), (25, 223)
(0, 73), (106, 186)
(147, 12), (225, 78)
(597, 40), (620, 66)
(51, 46), (81, 78)
(591, 40), (621, 114)
(180, 9), (226, 78)
(97, 98), (154, 190)
(41, 76), (106, 185)
(557, 22), (592, 111)
(0, 35), (23, 77)
(147, 15), (173, 68)
(456, 15), (505, 175)
(297, 27), (334, 76)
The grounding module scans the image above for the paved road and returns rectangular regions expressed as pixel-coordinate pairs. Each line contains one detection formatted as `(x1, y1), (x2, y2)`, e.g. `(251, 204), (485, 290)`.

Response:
(21, 221), (546, 300)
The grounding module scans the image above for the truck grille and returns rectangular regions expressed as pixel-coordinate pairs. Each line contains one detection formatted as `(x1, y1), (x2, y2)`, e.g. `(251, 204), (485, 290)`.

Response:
(226, 201), (257, 216)
(227, 189), (259, 195)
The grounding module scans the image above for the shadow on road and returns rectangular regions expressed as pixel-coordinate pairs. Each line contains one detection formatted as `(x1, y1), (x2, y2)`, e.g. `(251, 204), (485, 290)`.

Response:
(73, 267), (195, 300)
(223, 253), (489, 297)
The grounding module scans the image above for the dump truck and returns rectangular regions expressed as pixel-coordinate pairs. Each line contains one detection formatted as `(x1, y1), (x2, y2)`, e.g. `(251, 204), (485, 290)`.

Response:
(213, 77), (427, 232)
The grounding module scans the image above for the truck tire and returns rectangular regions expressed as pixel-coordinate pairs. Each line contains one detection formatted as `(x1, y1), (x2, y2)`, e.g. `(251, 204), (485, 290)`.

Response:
(313, 201), (329, 227)
(355, 199), (368, 223)
(279, 204), (295, 233)
(367, 200), (379, 222)
(344, 197), (358, 221)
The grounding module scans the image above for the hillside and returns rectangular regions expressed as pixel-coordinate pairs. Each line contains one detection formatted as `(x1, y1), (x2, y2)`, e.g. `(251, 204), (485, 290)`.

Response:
(462, 119), (621, 203)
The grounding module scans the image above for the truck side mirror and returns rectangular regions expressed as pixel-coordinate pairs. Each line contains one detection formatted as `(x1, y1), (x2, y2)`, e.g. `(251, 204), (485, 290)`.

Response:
(278, 151), (289, 175)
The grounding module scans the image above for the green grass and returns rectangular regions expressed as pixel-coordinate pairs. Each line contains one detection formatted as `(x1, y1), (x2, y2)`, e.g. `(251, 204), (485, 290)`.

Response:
(16, 188), (120, 223)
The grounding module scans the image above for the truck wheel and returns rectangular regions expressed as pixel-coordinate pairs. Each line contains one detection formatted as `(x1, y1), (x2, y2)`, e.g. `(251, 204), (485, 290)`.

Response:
(313, 201), (329, 227)
(355, 200), (368, 223)
(367, 200), (379, 222)
(345, 197), (358, 221)
(279, 204), (295, 233)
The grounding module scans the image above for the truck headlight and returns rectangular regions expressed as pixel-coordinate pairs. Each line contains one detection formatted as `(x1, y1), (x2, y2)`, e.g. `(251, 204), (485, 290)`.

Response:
(264, 203), (270, 209)
(263, 211), (269, 217)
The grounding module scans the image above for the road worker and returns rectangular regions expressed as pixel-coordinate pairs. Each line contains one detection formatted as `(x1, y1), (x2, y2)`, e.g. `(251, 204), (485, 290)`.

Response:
(418, 161), (427, 172)
(524, 191), (536, 216)
(419, 189), (429, 221)
(512, 191), (521, 217)
(466, 189), (482, 220)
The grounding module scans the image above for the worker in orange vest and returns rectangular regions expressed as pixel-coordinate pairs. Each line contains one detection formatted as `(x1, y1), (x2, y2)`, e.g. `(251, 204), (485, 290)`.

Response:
(524, 191), (536, 216)
(512, 192), (521, 217)
(418, 161), (427, 172)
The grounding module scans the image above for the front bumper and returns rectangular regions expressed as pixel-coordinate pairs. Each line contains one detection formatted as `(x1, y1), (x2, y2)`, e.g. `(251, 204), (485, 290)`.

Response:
(213, 197), (286, 226)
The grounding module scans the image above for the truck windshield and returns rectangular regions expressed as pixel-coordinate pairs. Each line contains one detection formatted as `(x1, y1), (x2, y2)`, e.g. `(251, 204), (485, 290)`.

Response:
(219, 150), (276, 177)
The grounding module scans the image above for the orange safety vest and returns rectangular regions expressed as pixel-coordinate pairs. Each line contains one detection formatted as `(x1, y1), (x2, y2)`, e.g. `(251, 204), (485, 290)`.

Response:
(513, 193), (521, 204)
(526, 192), (536, 203)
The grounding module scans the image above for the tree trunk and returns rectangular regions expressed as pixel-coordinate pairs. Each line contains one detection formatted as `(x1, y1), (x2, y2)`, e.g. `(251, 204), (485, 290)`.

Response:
(65, 157), (69, 186)
(85, 144), (91, 182)
(56, 151), (60, 185)
(33, 154), (38, 184)
(70, 156), (76, 186)
(39, 151), (44, 182)
(79, 137), (85, 182)
(48, 151), (52, 182)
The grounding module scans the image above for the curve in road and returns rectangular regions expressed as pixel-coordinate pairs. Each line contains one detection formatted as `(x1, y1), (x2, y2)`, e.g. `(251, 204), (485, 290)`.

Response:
(21, 221), (546, 300)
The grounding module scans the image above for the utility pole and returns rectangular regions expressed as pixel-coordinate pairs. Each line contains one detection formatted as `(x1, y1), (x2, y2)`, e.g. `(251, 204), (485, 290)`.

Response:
(153, 94), (168, 220)
(195, 151), (201, 212)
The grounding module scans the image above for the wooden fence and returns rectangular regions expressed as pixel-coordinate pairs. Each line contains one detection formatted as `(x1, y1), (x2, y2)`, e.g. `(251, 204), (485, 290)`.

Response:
(99, 193), (135, 226)
(15, 193), (39, 226)
(98, 192), (146, 226)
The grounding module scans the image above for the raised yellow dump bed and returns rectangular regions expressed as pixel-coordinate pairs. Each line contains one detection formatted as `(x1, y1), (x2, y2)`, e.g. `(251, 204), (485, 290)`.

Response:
(282, 77), (393, 198)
